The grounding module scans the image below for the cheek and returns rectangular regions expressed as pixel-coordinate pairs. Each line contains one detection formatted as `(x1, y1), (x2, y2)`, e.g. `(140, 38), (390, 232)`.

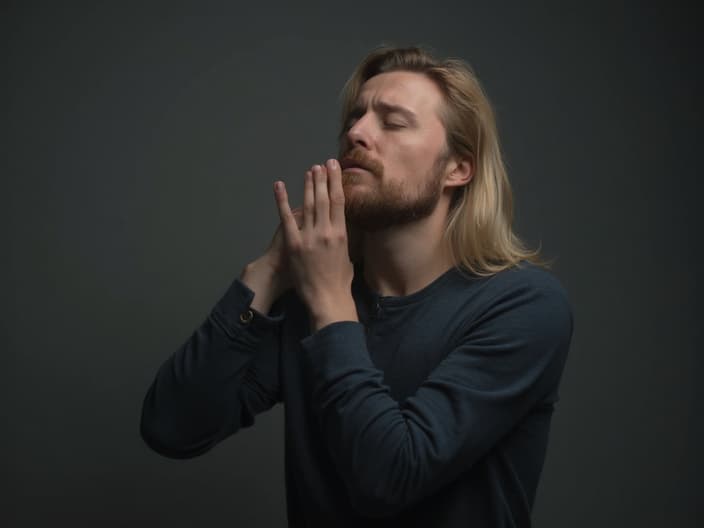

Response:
(393, 142), (437, 174)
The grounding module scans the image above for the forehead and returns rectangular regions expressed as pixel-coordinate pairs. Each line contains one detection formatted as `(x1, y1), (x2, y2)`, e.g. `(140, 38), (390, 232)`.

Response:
(356, 70), (445, 117)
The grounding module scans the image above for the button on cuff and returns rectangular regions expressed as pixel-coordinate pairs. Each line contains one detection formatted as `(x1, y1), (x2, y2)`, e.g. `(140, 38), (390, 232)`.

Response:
(239, 309), (254, 324)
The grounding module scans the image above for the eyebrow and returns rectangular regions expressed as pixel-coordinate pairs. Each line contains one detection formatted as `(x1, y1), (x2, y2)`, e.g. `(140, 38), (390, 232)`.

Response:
(349, 100), (418, 125)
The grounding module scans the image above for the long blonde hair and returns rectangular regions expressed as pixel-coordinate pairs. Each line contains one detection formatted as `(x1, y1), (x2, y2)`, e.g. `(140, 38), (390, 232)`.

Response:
(338, 44), (551, 276)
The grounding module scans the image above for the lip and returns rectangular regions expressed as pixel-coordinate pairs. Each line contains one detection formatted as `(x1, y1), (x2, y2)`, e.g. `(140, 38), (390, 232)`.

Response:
(340, 157), (369, 172)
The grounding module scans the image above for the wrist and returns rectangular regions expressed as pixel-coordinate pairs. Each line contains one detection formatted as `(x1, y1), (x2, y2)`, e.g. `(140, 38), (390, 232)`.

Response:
(309, 295), (358, 332)
(240, 259), (282, 314)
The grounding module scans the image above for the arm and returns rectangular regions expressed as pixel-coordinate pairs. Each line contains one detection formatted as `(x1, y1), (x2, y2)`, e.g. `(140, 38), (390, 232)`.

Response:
(271, 161), (573, 514)
(299, 281), (573, 517)
(140, 204), (304, 459)
(139, 266), (286, 459)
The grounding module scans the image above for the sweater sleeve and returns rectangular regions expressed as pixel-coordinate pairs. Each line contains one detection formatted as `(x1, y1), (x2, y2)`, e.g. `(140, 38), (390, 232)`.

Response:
(140, 277), (286, 459)
(299, 279), (573, 517)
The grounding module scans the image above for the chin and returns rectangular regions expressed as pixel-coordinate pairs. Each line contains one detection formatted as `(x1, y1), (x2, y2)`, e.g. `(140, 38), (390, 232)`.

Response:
(343, 183), (373, 202)
(343, 179), (366, 191)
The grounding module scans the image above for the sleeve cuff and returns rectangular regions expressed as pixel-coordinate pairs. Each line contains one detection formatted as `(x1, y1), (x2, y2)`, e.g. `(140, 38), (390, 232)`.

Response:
(210, 277), (286, 340)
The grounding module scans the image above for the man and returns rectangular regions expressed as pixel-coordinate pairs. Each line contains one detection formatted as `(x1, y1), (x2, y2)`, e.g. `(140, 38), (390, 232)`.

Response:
(140, 45), (573, 527)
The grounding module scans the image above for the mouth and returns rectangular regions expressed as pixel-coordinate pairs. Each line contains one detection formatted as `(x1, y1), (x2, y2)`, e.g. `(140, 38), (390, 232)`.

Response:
(340, 157), (370, 172)
(343, 167), (371, 174)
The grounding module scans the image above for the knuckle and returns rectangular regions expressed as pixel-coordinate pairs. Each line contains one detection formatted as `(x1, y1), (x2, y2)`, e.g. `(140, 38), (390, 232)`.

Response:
(330, 191), (345, 205)
(335, 230), (347, 243)
(319, 230), (334, 245)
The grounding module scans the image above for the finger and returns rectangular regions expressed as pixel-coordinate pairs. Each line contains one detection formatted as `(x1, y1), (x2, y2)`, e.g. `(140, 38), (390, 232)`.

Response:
(313, 164), (330, 227)
(291, 206), (304, 229)
(273, 181), (301, 245)
(326, 158), (345, 226)
(303, 170), (314, 231)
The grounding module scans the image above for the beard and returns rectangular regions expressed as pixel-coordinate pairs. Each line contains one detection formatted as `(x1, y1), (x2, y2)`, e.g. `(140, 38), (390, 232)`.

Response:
(341, 148), (451, 232)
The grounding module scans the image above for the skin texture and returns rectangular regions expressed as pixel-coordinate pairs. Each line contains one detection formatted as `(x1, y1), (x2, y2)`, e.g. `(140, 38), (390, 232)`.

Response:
(274, 161), (357, 332)
(273, 71), (473, 331)
(240, 71), (473, 331)
(338, 71), (455, 231)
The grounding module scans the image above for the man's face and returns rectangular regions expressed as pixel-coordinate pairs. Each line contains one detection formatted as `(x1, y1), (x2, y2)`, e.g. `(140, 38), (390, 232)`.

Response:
(338, 70), (452, 231)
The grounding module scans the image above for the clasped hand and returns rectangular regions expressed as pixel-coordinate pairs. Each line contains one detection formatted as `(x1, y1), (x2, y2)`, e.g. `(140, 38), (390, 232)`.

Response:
(274, 159), (358, 331)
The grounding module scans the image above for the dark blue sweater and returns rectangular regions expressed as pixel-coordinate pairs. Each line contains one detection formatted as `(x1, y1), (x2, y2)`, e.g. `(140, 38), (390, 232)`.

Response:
(140, 261), (573, 526)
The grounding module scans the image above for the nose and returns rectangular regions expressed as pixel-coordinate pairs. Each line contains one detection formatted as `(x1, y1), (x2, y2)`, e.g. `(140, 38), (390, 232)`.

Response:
(345, 113), (373, 150)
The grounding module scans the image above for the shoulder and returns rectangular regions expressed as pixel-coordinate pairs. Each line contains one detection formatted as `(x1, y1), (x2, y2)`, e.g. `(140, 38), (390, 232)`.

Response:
(486, 261), (570, 304)
(454, 261), (569, 305)
(458, 261), (573, 341)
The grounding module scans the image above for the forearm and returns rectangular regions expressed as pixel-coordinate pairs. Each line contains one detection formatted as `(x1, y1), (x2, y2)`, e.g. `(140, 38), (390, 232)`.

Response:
(140, 317), (253, 457)
(140, 277), (283, 458)
(299, 284), (572, 517)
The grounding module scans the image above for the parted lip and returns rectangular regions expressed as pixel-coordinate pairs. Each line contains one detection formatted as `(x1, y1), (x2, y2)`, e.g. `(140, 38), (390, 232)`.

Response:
(340, 157), (367, 171)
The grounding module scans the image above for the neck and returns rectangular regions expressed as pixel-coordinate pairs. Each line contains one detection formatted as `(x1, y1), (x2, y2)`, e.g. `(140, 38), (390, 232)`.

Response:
(357, 196), (456, 297)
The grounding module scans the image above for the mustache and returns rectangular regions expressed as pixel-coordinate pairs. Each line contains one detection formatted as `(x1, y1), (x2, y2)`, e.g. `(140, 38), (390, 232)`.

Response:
(340, 148), (384, 177)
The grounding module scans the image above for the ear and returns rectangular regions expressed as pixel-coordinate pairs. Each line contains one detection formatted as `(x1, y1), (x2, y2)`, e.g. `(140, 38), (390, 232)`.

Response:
(444, 157), (473, 188)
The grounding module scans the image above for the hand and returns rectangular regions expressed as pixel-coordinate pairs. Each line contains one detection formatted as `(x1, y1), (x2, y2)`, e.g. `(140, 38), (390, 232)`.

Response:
(261, 206), (304, 291)
(274, 159), (357, 330)
(239, 208), (303, 314)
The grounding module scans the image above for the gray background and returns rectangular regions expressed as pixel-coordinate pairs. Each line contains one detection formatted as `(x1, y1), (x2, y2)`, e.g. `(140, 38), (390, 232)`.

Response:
(4, 1), (701, 526)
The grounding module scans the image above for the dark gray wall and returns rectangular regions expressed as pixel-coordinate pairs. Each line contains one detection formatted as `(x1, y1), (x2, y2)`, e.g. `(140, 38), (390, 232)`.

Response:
(4, 1), (701, 526)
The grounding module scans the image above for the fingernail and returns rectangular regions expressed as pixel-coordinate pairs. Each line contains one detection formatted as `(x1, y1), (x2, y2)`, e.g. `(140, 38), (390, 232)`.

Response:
(328, 159), (337, 169)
